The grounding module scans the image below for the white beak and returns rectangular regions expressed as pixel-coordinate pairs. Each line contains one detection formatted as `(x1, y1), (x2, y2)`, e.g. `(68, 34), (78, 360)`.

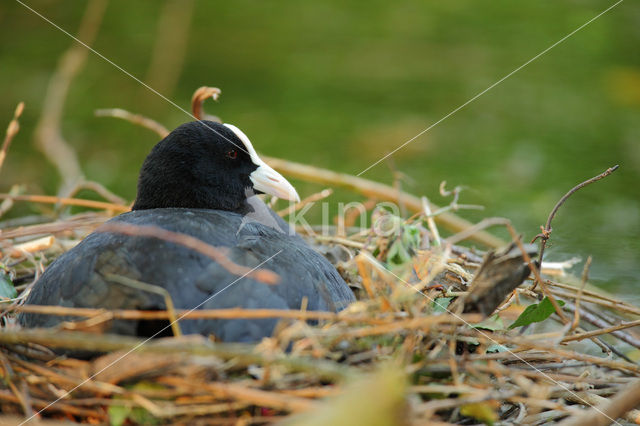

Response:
(250, 162), (300, 202)
(223, 123), (300, 202)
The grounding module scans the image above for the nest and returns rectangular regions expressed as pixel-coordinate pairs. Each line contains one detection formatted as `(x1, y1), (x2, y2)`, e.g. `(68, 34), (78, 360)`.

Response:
(1, 89), (638, 425)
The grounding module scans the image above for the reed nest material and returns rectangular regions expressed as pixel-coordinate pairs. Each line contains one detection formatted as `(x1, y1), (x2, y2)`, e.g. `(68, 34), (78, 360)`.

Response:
(1, 88), (636, 424)
(1, 192), (640, 425)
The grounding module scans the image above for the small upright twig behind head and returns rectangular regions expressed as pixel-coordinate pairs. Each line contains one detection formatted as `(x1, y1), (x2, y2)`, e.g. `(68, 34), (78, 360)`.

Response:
(192, 86), (222, 122)
(532, 165), (619, 288)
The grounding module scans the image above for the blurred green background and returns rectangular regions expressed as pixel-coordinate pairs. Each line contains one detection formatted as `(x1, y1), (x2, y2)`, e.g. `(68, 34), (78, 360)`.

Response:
(1, 1), (638, 294)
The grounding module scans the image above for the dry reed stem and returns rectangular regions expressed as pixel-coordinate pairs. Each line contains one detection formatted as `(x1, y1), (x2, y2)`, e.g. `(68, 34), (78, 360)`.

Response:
(5, 305), (396, 328)
(4, 236), (55, 258)
(0, 193), (130, 213)
(561, 318), (640, 344)
(94, 108), (169, 138)
(558, 379), (640, 426)
(34, 0), (108, 188)
(200, 380), (315, 412)
(0, 329), (352, 381)
(191, 86), (222, 123)
(535, 165), (620, 273)
(73, 180), (127, 205)
(277, 188), (333, 217)
(0, 102), (24, 173)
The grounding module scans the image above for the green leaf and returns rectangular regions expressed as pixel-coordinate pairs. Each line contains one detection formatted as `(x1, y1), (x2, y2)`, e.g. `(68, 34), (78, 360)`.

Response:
(387, 240), (412, 267)
(509, 297), (565, 329)
(129, 407), (159, 425)
(0, 271), (17, 300)
(486, 344), (509, 353)
(108, 404), (158, 426)
(473, 314), (504, 331)
(432, 297), (453, 314)
(460, 402), (498, 425)
(108, 405), (130, 426)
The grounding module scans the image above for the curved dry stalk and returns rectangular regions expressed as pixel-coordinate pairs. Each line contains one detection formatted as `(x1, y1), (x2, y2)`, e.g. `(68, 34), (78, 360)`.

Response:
(35, 0), (108, 189)
(4, 305), (390, 324)
(557, 379), (640, 426)
(278, 188), (333, 217)
(0, 102), (24, 172)
(0, 193), (129, 213)
(0, 329), (352, 381)
(533, 165), (619, 271)
(191, 86), (222, 122)
(94, 108), (169, 138)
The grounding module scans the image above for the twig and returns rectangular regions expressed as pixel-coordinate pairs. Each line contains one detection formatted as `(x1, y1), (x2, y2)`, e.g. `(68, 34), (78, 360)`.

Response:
(0, 329), (352, 382)
(533, 165), (619, 275)
(0, 193), (130, 213)
(191, 86), (222, 122)
(277, 188), (333, 217)
(561, 317), (640, 345)
(421, 196), (441, 246)
(570, 256), (591, 331)
(4, 236), (55, 258)
(34, 0), (109, 189)
(201, 380), (315, 412)
(66, 179), (128, 205)
(0, 102), (24, 172)
(445, 217), (568, 322)
(0, 185), (24, 219)
(5, 305), (389, 324)
(94, 108), (169, 138)
(557, 379), (640, 426)
(0, 212), (109, 240)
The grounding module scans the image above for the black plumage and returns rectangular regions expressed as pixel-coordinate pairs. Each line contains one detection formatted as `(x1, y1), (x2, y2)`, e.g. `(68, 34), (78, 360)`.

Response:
(19, 121), (355, 341)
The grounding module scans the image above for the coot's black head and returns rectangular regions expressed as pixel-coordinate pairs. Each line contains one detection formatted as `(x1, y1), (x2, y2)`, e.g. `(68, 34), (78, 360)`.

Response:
(132, 120), (299, 212)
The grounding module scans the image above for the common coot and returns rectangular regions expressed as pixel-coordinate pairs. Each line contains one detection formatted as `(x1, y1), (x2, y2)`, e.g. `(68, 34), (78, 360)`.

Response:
(19, 121), (355, 341)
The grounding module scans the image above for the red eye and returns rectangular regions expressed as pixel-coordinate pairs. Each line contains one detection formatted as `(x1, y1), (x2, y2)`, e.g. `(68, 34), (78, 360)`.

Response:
(226, 149), (237, 159)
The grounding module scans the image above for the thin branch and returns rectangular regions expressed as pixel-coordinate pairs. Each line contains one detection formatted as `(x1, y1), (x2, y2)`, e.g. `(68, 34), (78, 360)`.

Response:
(0, 193), (129, 213)
(0, 102), (25, 172)
(4, 305), (389, 324)
(35, 0), (108, 189)
(0, 329), (352, 382)
(277, 188), (333, 217)
(557, 379), (640, 426)
(570, 256), (591, 331)
(191, 86), (222, 122)
(533, 165), (619, 269)
(94, 108), (169, 138)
